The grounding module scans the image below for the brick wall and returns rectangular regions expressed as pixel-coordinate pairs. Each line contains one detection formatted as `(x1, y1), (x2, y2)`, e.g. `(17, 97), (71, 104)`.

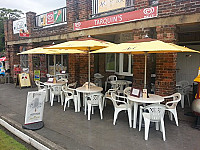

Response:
(155, 25), (177, 96)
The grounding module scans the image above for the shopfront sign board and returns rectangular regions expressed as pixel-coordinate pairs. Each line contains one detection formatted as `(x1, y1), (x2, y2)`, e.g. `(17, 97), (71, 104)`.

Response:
(74, 6), (158, 31)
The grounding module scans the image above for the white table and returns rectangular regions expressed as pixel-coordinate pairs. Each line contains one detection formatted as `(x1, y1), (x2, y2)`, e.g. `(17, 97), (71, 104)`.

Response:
(76, 86), (103, 112)
(127, 94), (164, 128)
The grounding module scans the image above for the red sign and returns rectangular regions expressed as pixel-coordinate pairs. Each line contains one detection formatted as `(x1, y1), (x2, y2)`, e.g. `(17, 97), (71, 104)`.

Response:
(19, 32), (30, 37)
(74, 6), (158, 31)
(0, 57), (6, 62)
(47, 11), (54, 24)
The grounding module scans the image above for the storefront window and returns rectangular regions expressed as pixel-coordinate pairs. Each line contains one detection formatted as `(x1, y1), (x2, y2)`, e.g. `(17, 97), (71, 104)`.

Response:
(106, 53), (115, 71)
(105, 53), (133, 76)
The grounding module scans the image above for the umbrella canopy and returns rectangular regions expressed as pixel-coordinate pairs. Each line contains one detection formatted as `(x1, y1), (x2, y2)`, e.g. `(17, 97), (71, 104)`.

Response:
(46, 37), (115, 51)
(18, 47), (86, 55)
(46, 37), (115, 86)
(91, 39), (198, 89)
(18, 47), (86, 75)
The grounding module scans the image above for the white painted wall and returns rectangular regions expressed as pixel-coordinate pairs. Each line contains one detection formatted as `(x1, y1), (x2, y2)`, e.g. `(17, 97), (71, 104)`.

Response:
(176, 51), (200, 85)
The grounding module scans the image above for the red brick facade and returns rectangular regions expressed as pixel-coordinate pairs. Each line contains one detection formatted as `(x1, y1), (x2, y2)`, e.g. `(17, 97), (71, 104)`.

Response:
(3, 0), (200, 95)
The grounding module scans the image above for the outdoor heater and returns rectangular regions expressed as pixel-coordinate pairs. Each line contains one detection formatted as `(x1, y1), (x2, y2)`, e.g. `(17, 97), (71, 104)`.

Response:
(192, 70), (200, 129)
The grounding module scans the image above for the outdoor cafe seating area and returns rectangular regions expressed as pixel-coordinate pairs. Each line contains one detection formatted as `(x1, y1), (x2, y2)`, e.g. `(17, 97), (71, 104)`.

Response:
(34, 73), (189, 141)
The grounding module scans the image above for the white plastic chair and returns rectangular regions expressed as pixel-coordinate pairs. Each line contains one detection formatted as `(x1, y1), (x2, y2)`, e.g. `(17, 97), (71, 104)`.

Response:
(115, 81), (129, 96)
(61, 82), (78, 112)
(57, 78), (68, 85)
(50, 85), (62, 106)
(94, 73), (104, 87)
(103, 86), (120, 108)
(82, 82), (96, 110)
(139, 104), (166, 141)
(35, 80), (45, 90)
(163, 93), (181, 126)
(86, 93), (104, 120)
(62, 82), (78, 112)
(105, 75), (117, 91)
(111, 93), (132, 128)
(176, 80), (191, 108)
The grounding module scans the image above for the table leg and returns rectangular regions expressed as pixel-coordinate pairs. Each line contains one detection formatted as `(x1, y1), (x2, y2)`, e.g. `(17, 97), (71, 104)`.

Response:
(133, 102), (138, 128)
(77, 92), (81, 112)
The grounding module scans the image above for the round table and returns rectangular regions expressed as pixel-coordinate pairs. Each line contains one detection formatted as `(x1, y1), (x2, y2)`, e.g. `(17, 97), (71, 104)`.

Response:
(127, 94), (164, 128)
(76, 86), (103, 112)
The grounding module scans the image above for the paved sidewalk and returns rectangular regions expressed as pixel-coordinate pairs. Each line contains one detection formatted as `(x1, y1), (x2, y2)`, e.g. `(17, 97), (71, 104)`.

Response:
(0, 84), (200, 150)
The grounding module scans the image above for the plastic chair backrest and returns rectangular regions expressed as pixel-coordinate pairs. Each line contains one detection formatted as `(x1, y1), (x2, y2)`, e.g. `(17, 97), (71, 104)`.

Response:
(87, 93), (103, 105)
(165, 93), (181, 108)
(58, 78), (68, 83)
(177, 80), (189, 88)
(51, 86), (62, 95)
(82, 82), (96, 87)
(94, 73), (103, 78)
(144, 104), (166, 121)
(108, 75), (117, 82)
(111, 93), (127, 107)
(124, 87), (132, 96)
(67, 81), (77, 89)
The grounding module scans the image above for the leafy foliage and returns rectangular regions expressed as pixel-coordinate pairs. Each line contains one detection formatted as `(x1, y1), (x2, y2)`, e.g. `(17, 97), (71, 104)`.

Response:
(0, 8), (24, 52)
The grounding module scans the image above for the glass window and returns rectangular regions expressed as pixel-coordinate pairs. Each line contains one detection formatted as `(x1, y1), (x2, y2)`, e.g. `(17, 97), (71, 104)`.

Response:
(49, 55), (54, 65)
(116, 54), (119, 73)
(106, 53), (115, 71)
(123, 54), (129, 72)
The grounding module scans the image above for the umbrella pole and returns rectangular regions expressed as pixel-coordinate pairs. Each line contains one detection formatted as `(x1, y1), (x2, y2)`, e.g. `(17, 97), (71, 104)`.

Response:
(144, 52), (147, 89)
(88, 49), (90, 89)
(54, 55), (56, 76)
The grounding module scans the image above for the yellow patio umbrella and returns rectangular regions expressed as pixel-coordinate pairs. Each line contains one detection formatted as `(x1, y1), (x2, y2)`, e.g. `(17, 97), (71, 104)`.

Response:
(18, 47), (86, 75)
(91, 39), (199, 88)
(46, 37), (115, 86)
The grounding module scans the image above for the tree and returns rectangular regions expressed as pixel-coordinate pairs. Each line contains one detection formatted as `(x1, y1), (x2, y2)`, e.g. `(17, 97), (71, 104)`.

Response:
(0, 8), (24, 52)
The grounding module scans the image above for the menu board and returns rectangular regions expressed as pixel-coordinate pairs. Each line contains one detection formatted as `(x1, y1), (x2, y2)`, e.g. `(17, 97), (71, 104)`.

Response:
(18, 73), (31, 88)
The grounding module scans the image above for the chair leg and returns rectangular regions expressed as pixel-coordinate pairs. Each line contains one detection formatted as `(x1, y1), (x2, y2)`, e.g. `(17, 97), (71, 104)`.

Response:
(50, 94), (54, 106)
(88, 103), (92, 120)
(169, 109), (179, 126)
(73, 96), (78, 112)
(92, 106), (94, 114)
(143, 117), (150, 140)
(128, 108), (132, 128)
(187, 94), (190, 107)
(113, 109), (120, 125)
(99, 102), (103, 120)
(67, 100), (70, 107)
(61, 92), (64, 106)
(160, 119), (166, 141)
(63, 98), (68, 111)
(181, 94), (184, 108)
(139, 107), (143, 131)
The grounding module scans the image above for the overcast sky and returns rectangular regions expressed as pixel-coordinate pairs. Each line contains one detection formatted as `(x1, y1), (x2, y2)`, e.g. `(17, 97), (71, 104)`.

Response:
(0, 0), (66, 15)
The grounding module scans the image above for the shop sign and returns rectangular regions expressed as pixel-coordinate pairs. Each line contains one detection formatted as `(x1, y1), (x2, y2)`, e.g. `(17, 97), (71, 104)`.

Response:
(24, 91), (45, 124)
(47, 11), (54, 24)
(13, 18), (27, 34)
(74, 6), (158, 31)
(98, 0), (126, 13)
(36, 8), (63, 27)
(19, 29), (30, 37)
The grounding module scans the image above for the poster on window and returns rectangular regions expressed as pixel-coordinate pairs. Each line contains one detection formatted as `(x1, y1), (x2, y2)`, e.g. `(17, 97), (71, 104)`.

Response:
(98, 0), (126, 13)
(54, 9), (62, 23)
(34, 70), (40, 81)
(24, 91), (45, 124)
(47, 11), (54, 24)
(13, 18), (27, 34)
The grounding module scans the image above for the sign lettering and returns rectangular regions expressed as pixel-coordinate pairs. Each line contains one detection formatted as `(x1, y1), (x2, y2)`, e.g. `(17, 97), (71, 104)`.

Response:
(74, 6), (158, 31)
